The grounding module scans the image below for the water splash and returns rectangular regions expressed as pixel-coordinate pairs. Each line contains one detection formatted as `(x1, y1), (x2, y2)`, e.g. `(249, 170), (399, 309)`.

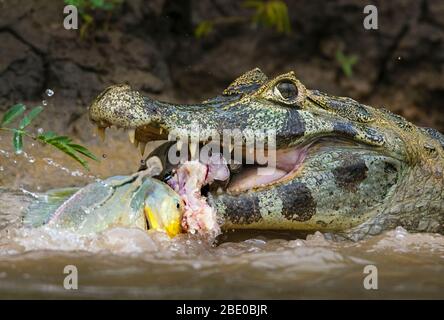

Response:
(45, 89), (54, 97)
(43, 157), (96, 179)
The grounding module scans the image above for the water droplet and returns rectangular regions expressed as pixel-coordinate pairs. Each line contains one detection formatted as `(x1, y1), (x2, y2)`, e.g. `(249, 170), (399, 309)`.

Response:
(42, 100), (48, 106)
(28, 157), (35, 163)
(102, 154), (107, 158)
(0, 166), (3, 171)
(45, 89), (54, 97)
(37, 128), (44, 134)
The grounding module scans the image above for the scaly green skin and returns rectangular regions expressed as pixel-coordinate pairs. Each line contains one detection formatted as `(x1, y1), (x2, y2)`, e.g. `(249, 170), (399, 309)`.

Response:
(89, 68), (444, 240)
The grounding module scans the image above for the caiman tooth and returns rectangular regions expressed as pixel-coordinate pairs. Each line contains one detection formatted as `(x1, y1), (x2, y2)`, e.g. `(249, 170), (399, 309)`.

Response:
(177, 140), (183, 150)
(97, 127), (106, 142)
(128, 129), (136, 144)
(139, 141), (147, 156)
(159, 127), (164, 135)
(228, 141), (234, 153)
(134, 139), (139, 148)
(189, 142), (198, 159)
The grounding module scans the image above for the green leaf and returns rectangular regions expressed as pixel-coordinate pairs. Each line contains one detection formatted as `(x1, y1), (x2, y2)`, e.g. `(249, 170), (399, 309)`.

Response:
(245, 0), (291, 34)
(1, 104), (26, 127)
(82, 13), (94, 24)
(19, 106), (43, 129)
(50, 141), (89, 170)
(336, 49), (358, 78)
(194, 21), (213, 38)
(45, 135), (73, 144)
(37, 133), (98, 169)
(3, 102), (97, 170)
(91, 0), (105, 8)
(69, 143), (99, 161)
(13, 131), (23, 154)
(37, 131), (57, 140)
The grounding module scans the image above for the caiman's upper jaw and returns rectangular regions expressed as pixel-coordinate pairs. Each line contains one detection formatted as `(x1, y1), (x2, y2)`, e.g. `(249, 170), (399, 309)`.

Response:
(89, 84), (171, 152)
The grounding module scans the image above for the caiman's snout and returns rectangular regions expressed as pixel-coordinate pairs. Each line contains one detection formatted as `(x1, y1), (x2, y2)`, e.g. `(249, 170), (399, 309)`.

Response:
(89, 84), (160, 129)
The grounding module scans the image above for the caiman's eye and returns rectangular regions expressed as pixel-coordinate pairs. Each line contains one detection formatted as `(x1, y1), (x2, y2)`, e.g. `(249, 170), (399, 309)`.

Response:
(274, 81), (298, 100)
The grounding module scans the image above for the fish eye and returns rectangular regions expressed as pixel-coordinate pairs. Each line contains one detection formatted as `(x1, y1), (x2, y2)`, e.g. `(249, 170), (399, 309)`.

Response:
(176, 203), (180, 209)
(275, 81), (298, 100)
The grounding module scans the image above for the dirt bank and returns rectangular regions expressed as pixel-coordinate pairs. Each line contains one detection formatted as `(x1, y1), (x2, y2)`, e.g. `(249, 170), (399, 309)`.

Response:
(0, 0), (443, 135)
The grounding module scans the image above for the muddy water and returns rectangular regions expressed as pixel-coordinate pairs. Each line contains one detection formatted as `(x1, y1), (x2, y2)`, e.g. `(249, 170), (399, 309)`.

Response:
(1, 130), (444, 299)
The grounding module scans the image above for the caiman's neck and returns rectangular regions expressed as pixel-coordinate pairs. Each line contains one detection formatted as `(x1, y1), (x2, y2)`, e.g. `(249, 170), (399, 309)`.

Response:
(383, 157), (444, 234)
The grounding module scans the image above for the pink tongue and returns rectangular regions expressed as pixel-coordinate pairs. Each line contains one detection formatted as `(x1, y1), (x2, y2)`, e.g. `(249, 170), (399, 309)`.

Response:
(228, 167), (287, 192)
(228, 147), (308, 192)
(275, 147), (308, 172)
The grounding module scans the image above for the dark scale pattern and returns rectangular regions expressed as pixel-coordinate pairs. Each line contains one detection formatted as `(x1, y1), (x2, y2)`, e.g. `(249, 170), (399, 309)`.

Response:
(280, 182), (316, 222)
(333, 122), (359, 138)
(380, 108), (414, 131)
(309, 90), (374, 123)
(278, 108), (305, 147)
(333, 159), (369, 192)
(420, 127), (444, 150)
(218, 194), (263, 225)
(359, 126), (385, 146)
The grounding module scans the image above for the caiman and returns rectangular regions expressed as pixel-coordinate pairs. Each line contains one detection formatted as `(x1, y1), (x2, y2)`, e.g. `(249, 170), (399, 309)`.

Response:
(89, 68), (444, 240)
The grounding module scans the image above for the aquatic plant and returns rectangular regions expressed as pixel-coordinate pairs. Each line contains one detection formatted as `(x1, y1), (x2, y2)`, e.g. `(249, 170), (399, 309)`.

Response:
(195, 0), (291, 38)
(335, 49), (359, 78)
(0, 104), (98, 170)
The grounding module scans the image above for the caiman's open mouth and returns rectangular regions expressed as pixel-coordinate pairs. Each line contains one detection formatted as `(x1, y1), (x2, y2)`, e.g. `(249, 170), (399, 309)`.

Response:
(93, 122), (313, 194)
(92, 122), (316, 235)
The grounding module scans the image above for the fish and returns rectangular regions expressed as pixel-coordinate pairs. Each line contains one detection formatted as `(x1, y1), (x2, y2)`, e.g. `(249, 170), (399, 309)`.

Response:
(23, 157), (184, 237)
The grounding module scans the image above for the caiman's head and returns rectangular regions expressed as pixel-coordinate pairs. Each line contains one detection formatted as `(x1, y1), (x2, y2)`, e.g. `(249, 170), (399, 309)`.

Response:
(89, 68), (444, 239)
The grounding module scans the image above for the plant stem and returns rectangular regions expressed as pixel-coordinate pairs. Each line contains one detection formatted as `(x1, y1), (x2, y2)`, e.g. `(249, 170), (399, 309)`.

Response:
(0, 127), (36, 140)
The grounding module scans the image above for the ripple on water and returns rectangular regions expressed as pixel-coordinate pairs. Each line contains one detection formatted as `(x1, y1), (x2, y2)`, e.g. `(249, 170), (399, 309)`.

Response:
(0, 222), (443, 299)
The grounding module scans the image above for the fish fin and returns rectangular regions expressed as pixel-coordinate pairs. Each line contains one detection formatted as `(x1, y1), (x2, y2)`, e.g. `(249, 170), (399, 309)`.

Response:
(23, 188), (79, 227)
